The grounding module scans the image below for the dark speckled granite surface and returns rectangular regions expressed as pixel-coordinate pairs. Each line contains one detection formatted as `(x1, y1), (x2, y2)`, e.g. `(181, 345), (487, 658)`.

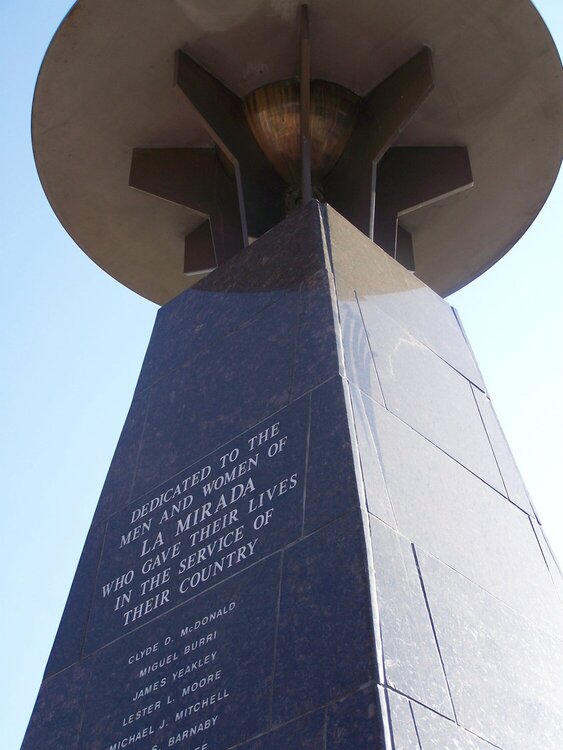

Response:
(236, 712), (325, 750)
(23, 204), (374, 750)
(21, 662), (89, 750)
(326, 687), (385, 749)
(23, 203), (563, 750)
(272, 510), (375, 724)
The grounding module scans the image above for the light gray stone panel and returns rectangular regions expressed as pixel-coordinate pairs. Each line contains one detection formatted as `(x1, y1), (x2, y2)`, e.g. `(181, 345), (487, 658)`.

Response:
(349, 385), (396, 527)
(471, 384), (533, 514)
(370, 517), (454, 718)
(357, 301), (503, 493)
(325, 206), (485, 389)
(363, 397), (563, 637)
(411, 703), (497, 749)
(339, 296), (385, 404)
(532, 517), (563, 606)
(417, 549), (563, 750)
(386, 690), (420, 750)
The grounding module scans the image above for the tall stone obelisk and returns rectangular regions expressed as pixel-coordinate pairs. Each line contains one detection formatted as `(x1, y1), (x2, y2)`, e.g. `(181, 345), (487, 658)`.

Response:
(24, 1), (563, 748)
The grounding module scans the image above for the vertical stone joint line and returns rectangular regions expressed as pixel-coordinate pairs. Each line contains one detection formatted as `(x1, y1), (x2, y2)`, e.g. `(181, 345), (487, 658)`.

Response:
(411, 545), (458, 724)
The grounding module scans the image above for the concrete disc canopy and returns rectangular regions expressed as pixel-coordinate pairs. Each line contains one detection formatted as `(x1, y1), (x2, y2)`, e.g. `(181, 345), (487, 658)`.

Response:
(32, 0), (563, 304)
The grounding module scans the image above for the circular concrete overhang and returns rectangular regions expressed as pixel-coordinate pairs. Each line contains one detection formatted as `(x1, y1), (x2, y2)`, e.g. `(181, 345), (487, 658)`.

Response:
(33, 0), (562, 304)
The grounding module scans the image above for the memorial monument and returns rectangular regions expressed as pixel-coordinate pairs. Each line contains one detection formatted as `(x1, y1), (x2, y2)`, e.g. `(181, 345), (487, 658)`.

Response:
(23, 0), (563, 748)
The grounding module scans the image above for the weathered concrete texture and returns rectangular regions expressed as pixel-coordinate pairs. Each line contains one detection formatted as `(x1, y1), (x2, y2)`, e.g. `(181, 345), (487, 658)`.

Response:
(22, 203), (563, 750)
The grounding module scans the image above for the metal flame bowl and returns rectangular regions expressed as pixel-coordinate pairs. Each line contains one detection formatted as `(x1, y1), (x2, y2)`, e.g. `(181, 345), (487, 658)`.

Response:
(243, 79), (360, 187)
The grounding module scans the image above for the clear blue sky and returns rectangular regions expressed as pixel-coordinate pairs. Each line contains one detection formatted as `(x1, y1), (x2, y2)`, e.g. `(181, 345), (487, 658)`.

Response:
(0, 2), (561, 748)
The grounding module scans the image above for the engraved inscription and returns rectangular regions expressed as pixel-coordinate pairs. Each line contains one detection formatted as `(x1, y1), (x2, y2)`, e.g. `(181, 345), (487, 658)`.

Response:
(80, 555), (281, 750)
(79, 400), (308, 749)
(85, 397), (307, 643)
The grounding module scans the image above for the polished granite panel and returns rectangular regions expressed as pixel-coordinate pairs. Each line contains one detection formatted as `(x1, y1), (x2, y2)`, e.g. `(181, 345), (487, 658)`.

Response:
(471, 384), (533, 513)
(357, 301), (504, 492)
(291, 270), (340, 400)
(387, 690), (498, 750)
(532, 517), (563, 605)
(451, 309), (486, 390)
(137, 203), (330, 394)
(133, 290), (300, 498)
(80, 554), (281, 750)
(324, 206), (485, 389)
(94, 387), (150, 524)
(85, 396), (308, 653)
(45, 522), (106, 677)
(326, 686), (385, 750)
(21, 663), (89, 750)
(411, 703), (497, 750)
(362, 395), (563, 636)
(136, 289), (284, 393)
(386, 690), (420, 749)
(417, 548), (563, 749)
(304, 377), (361, 534)
(338, 295), (384, 404)
(272, 511), (374, 723)
(199, 201), (327, 295)
(349, 385), (396, 527)
(369, 517), (454, 718)
(27, 203), (563, 750)
(239, 712), (325, 750)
